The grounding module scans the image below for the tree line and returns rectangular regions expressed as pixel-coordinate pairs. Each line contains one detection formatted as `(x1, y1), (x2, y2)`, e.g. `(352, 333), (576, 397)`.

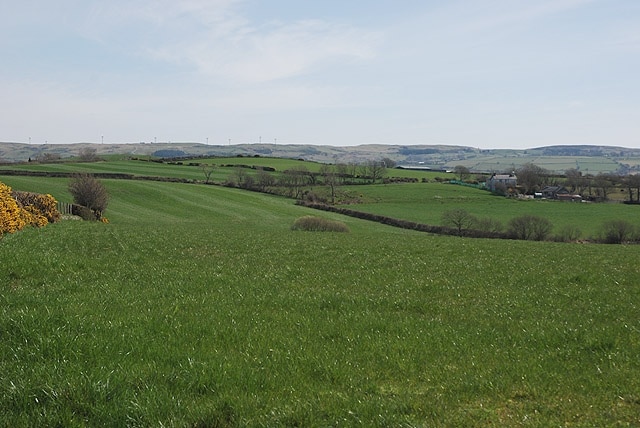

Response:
(221, 160), (393, 202)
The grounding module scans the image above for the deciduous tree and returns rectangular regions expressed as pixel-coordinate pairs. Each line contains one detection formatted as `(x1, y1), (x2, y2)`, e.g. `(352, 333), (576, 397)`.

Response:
(201, 164), (215, 184)
(516, 163), (549, 194)
(319, 164), (339, 204)
(441, 208), (476, 235)
(360, 160), (387, 184)
(454, 165), (471, 181)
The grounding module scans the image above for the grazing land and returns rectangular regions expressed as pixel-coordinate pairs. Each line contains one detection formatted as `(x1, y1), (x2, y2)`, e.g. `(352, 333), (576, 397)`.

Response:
(1, 161), (640, 426)
(338, 182), (640, 239)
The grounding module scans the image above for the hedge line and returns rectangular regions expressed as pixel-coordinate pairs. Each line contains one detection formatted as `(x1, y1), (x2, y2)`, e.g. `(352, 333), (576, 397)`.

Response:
(297, 201), (510, 240)
(0, 170), (199, 184)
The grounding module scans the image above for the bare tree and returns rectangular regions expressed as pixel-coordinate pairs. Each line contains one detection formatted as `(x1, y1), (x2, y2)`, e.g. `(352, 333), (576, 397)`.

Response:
(441, 209), (476, 235)
(553, 224), (582, 242)
(516, 163), (549, 194)
(453, 165), (471, 181)
(624, 174), (640, 202)
(319, 164), (339, 204)
(564, 168), (585, 193)
(68, 174), (109, 219)
(201, 164), (215, 184)
(347, 162), (359, 180)
(475, 217), (503, 233)
(281, 166), (310, 199)
(79, 147), (98, 162)
(599, 219), (637, 244)
(381, 157), (397, 168)
(36, 152), (61, 163)
(256, 169), (275, 191)
(593, 173), (613, 201)
(335, 163), (351, 184)
(360, 160), (387, 184)
(230, 166), (249, 188)
(507, 215), (552, 241)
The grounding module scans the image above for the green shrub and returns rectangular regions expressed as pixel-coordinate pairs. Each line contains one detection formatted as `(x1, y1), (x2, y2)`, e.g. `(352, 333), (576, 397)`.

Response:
(291, 216), (350, 232)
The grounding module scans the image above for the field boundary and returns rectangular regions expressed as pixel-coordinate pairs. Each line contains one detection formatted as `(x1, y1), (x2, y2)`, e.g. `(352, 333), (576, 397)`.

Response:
(297, 201), (509, 240)
(0, 169), (207, 184)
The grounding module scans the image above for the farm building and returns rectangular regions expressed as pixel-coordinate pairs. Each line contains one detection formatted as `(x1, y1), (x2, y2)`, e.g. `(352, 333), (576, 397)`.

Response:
(486, 173), (517, 192)
(541, 186), (582, 201)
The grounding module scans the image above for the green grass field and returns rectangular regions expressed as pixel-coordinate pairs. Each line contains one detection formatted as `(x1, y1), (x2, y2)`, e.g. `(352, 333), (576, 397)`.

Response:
(1, 165), (640, 426)
(3, 156), (443, 181)
(338, 182), (640, 239)
(451, 155), (621, 175)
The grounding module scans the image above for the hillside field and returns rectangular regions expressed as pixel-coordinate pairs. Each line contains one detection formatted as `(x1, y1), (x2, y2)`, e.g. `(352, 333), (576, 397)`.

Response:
(1, 166), (640, 426)
(338, 182), (640, 239)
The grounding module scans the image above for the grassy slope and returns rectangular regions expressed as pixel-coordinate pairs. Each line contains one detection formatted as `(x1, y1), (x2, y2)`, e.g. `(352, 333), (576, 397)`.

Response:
(1, 174), (640, 426)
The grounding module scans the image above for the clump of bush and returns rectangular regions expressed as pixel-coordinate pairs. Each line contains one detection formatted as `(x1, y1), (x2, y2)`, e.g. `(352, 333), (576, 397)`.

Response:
(597, 219), (637, 244)
(12, 191), (61, 224)
(291, 216), (350, 232)
(553, 224), (582, 242)
(68, 174), (109, 220)
(507, 214), (552, 241)
(1, 182), (27, 235)
(1, 181), (61, 236)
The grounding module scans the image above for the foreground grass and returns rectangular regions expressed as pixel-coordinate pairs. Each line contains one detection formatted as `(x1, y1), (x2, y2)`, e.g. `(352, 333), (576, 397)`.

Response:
(1, 180), (640, 426)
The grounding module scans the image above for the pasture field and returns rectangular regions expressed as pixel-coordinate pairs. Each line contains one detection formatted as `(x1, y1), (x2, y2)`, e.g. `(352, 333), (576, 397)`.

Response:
(340, 182), (640, 239)
(451, 155), (620, 175)
(1, 175), (640, 426)
(3, 157), (445, 181)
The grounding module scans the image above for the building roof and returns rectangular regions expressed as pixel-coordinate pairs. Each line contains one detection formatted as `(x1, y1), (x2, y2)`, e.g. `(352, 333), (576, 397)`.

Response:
(490, 174), (516, 180)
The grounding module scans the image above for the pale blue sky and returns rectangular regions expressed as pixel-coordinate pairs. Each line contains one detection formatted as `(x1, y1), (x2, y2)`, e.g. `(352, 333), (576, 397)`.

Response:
(1, 0), (638, 148)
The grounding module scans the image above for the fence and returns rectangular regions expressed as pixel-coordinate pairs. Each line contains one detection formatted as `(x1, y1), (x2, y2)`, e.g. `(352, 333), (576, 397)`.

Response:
(57, 201), (76, 215)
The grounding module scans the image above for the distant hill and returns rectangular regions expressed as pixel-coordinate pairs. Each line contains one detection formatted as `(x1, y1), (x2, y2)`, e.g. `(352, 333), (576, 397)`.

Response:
(2, 142), (640, 174)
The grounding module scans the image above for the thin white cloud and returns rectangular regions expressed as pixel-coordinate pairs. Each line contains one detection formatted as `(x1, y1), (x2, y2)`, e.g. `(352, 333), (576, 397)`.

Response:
(81, 0), (380, 83)
(452, 0), (598, 33)
(180, 20), (379, 83)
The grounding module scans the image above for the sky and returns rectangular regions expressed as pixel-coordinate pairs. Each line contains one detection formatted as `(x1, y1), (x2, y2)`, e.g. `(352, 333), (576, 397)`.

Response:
(1, 0), (639, 149)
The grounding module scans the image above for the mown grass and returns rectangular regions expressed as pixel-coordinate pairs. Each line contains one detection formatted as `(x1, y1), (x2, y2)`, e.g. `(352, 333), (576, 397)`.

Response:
(1, 176), (640, 426)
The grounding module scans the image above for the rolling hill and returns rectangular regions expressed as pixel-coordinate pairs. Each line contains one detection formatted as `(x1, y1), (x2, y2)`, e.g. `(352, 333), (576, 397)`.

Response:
(2, 141), (640, 174)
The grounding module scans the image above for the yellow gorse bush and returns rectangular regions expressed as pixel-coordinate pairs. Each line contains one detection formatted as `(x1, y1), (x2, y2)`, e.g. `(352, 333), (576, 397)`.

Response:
(1, 182), (61, 235)
(0, 182), (27, 234)
(12, 191), (61, 224)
